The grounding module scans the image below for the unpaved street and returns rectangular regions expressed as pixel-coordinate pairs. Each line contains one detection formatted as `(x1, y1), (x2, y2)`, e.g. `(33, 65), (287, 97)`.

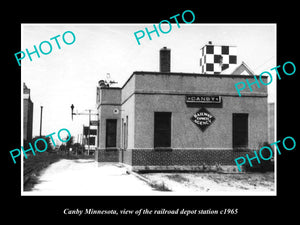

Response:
(25, 159), (156, 195)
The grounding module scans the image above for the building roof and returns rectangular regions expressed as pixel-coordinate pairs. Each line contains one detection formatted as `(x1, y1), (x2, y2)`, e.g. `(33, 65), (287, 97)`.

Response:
(221, 61), (255, 75)
(23, 82), (32, 100)
(119, 70), (268, 91)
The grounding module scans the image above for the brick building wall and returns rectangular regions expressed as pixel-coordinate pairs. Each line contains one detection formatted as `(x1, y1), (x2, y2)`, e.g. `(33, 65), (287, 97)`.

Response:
(123, 149), (255, 166)
(96, 148), (256, 166)
(96, 149), (120, 162)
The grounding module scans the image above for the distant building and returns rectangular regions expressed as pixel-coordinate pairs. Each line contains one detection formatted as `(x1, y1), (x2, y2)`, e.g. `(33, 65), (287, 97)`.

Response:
(268, 102), (275, 145)
(23, 83), (33, 141)
(95, 43), (269, 171)
(83, 126), (97, 153)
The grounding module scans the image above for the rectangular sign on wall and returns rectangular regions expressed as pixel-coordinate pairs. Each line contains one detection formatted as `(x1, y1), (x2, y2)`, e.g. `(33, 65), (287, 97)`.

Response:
(186, 95), (222, 104)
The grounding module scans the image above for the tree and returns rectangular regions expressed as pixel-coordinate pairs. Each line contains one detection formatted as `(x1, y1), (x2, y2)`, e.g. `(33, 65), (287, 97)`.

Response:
(28, 136), (54, 153)
(65, 136), (74, 155)
(59, 144), (66, 154)
(72, 143), (83, 155)
(21, 136), (54, 159)
(66, 136), (74, 148)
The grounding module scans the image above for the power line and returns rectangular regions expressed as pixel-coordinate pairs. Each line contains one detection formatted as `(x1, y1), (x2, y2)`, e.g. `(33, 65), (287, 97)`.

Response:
(253, 55), (276, 72)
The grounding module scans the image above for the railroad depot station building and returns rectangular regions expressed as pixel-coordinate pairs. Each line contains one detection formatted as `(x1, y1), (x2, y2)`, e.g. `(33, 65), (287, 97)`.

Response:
(95, 43), (268, 171)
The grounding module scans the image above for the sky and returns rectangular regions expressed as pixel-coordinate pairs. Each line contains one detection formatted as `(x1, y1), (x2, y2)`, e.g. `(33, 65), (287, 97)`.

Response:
(21, 24), (276, 142)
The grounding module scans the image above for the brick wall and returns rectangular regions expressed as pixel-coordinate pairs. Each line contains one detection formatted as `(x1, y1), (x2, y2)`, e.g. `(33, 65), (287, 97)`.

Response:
(96, 149), (120, 162)
(129, 149), (255, 166)
(97, 148), (256, 167)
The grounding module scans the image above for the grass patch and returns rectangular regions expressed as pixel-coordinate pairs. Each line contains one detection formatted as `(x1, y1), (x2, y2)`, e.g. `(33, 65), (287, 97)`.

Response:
(166, 174), (189, 183)
(200, 172), (274, 189)
(149, 181), (172, 192)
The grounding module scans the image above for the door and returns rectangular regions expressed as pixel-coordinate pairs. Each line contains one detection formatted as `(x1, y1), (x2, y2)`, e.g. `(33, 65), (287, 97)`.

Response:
(106, 119), (117, 148)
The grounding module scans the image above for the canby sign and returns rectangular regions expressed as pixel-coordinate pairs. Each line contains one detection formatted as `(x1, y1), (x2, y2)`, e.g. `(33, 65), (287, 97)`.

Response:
(186, 95), (221, 104)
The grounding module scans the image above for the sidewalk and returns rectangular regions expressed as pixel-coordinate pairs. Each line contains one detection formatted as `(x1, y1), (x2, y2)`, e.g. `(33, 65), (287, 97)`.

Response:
(24, 159), (157, 195)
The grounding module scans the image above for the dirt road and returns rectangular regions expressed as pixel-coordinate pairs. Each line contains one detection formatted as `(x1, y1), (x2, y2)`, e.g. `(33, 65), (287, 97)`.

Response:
(25, 159), (156, 195)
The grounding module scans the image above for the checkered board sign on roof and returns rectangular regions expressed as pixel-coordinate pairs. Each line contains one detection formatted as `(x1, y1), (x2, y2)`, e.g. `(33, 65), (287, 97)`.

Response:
(200, 42), (237, 74)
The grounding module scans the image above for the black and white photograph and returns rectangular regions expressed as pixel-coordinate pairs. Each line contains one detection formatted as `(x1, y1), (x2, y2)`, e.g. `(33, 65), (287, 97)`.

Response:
(4, 4), (298, 221)
(20, 23), (276, 196)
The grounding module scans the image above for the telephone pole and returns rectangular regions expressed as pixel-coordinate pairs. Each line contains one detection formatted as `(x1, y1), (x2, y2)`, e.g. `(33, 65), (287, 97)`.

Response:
(71, 104), (98, 155)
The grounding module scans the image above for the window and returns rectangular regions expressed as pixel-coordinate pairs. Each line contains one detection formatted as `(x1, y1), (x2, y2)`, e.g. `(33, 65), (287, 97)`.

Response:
(154, 112), (171, 148)
(106, 119), (117, 148)
(233, 113), (248, 148)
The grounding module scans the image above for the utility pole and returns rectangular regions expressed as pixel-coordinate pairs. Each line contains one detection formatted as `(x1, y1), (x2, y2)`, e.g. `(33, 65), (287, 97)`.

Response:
(71, 104), (98, 156)
(40, 106), (43, 136)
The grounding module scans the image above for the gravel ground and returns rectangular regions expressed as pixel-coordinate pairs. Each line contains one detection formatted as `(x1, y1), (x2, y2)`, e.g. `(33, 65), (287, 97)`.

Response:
(142, 172), (275, 195)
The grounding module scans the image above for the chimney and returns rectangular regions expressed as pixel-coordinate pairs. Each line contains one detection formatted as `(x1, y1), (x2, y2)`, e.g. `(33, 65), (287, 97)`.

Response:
(160, 47), (171, 72)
